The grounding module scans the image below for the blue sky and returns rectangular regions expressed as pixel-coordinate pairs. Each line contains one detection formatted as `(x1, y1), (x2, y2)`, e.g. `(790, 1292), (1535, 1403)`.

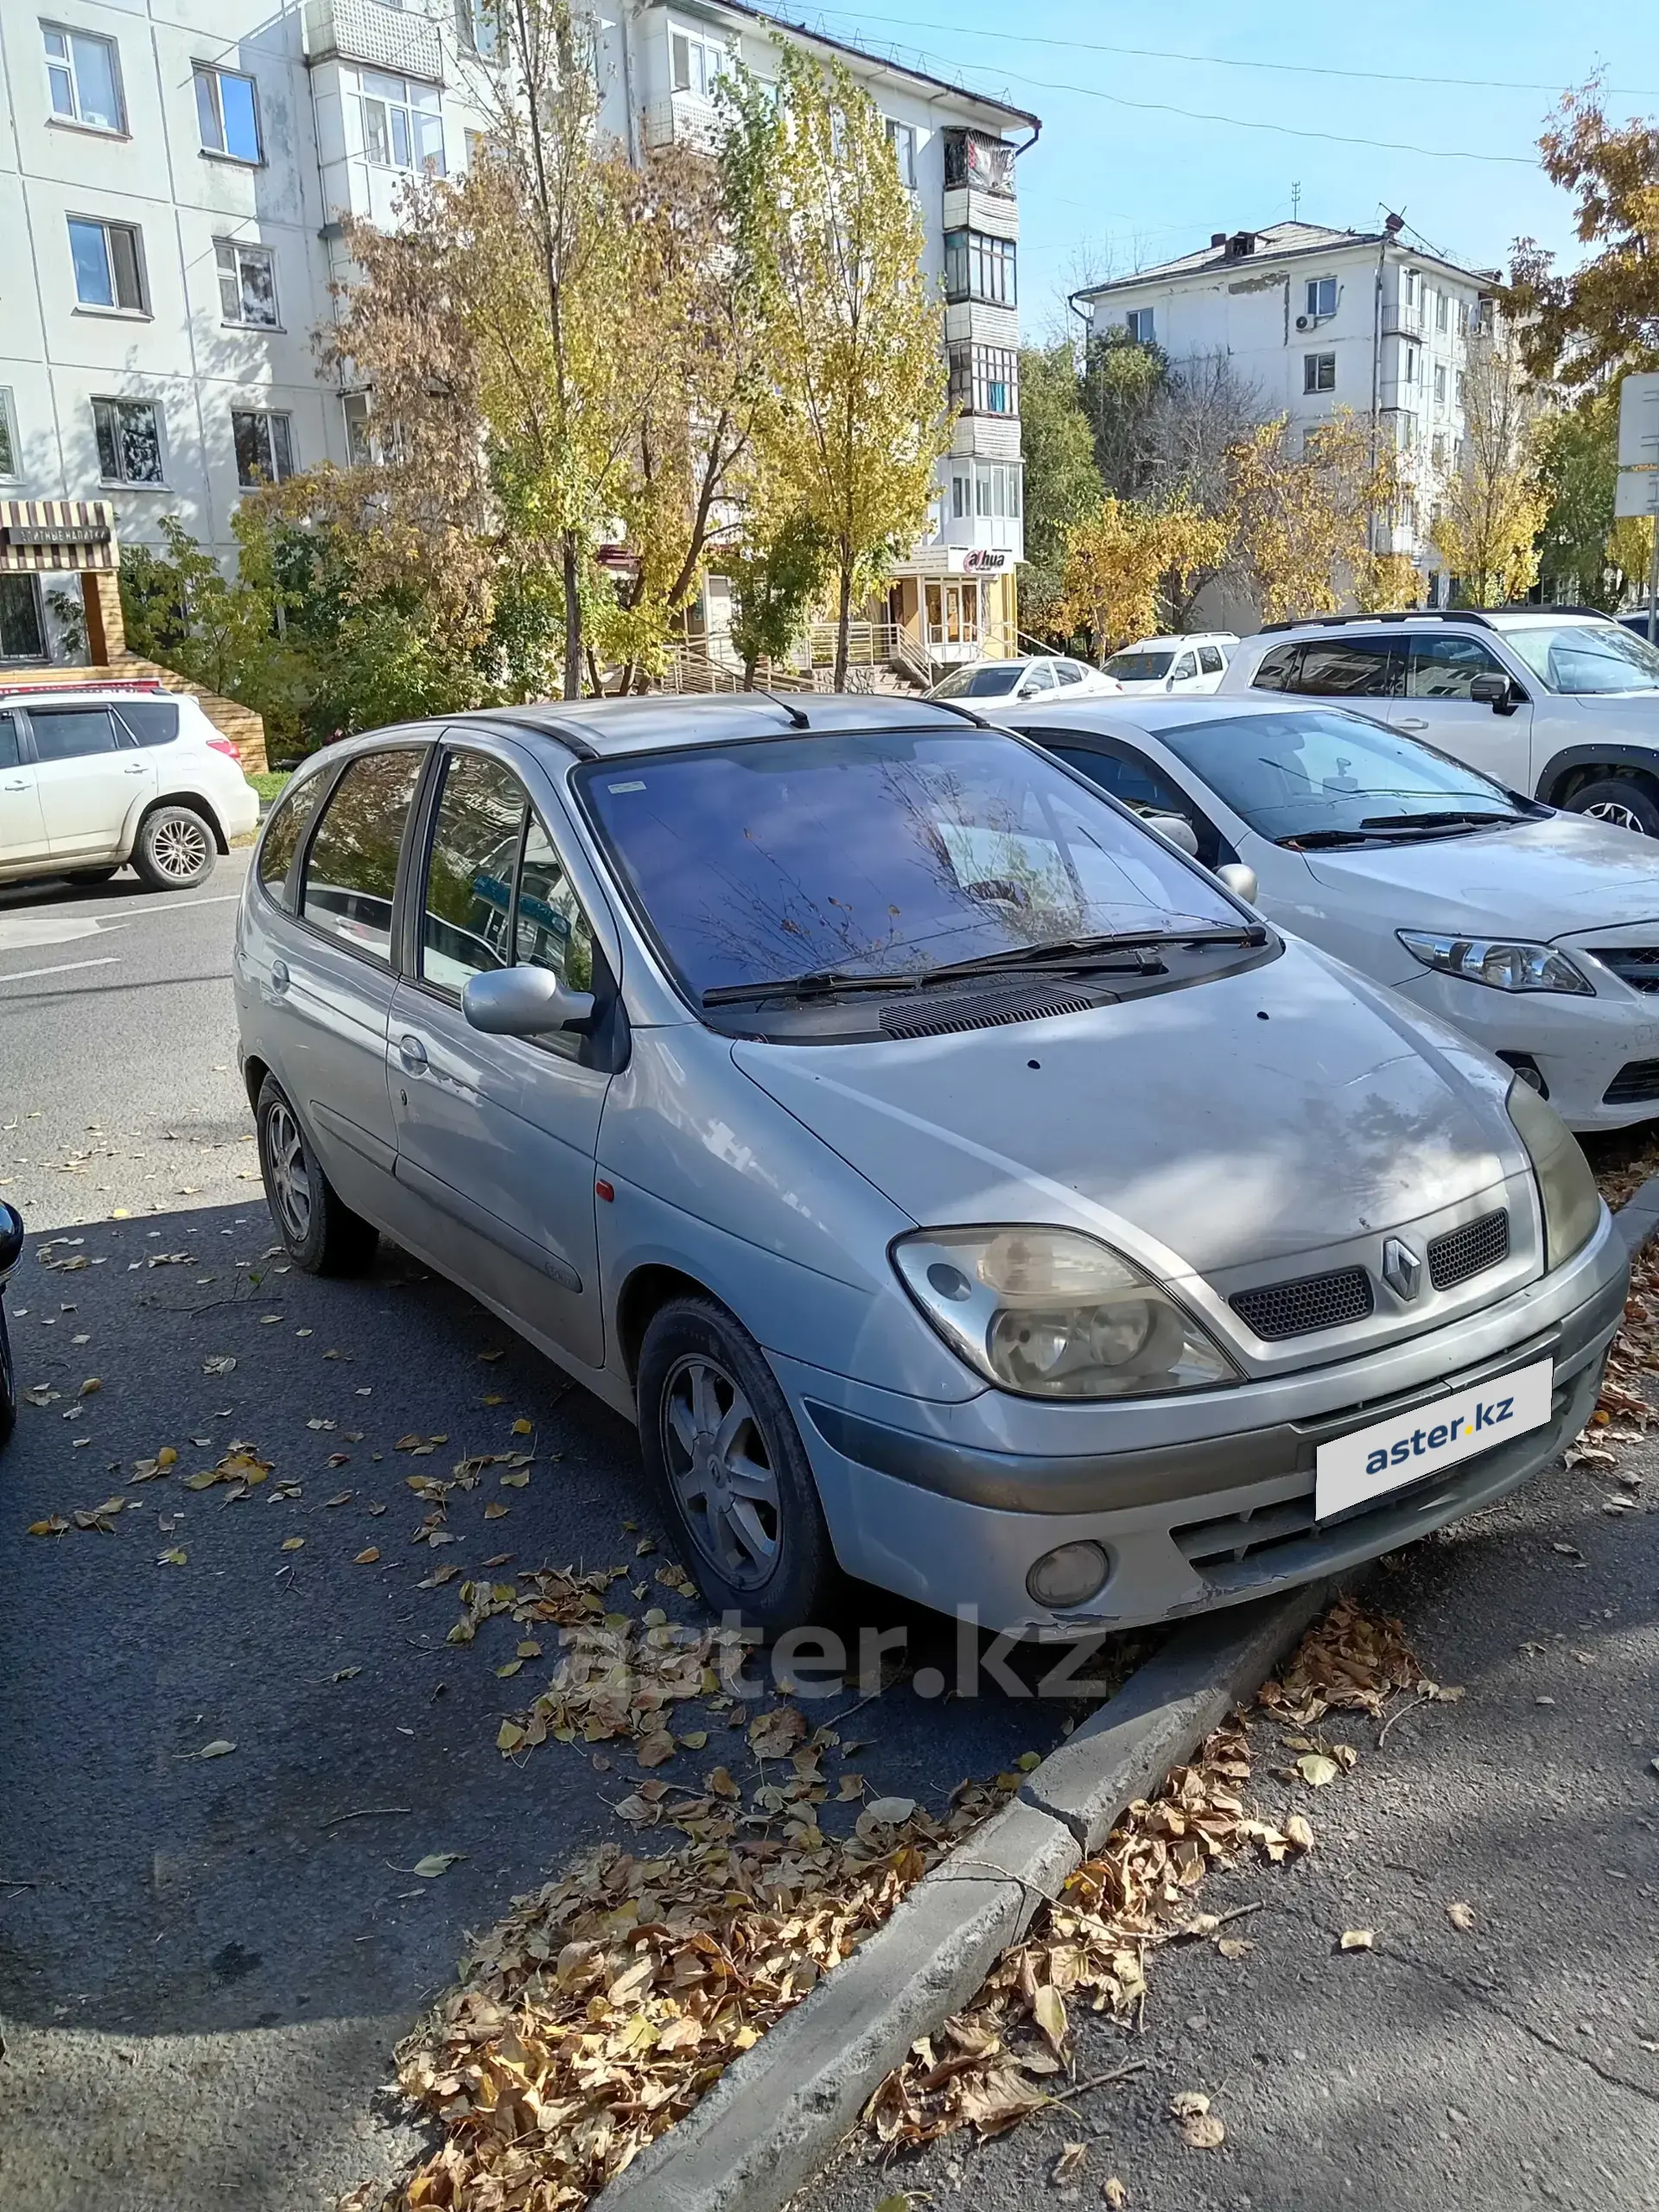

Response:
(775, 3), (1649, 334)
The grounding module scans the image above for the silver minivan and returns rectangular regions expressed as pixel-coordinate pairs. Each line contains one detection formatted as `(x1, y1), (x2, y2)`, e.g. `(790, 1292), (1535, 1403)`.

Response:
(234, 697), (1628, 1637)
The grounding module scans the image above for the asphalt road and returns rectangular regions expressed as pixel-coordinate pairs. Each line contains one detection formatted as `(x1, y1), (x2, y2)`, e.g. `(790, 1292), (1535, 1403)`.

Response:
(803, 1404), (1659, 2212)
(0, 859), (1089, 2212)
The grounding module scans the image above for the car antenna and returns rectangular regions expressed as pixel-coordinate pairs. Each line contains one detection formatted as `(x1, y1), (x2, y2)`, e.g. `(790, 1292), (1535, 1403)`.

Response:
(748, 686), (810, 731)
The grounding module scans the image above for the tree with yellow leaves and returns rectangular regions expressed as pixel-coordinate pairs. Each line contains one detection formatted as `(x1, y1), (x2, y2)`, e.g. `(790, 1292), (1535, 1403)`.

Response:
(1430, 327), (1550, 606)
(1224, 411), (1397, 624)
(1354, 553), (1424, 613)
(1055, 498), (1230, 657)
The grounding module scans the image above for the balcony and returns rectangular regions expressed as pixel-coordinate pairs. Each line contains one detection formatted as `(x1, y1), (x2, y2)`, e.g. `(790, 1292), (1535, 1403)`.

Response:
(305, 0), (444, 86)
(642, 92), (724, 153)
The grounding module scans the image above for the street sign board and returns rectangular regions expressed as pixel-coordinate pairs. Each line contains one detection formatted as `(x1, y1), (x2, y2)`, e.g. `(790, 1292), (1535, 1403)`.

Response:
(1615, 467), (1659, 518)
(1618, 372), (1659, 467)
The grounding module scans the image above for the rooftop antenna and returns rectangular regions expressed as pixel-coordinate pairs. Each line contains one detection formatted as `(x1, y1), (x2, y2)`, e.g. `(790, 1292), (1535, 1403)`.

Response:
(1291, 180), (1301, 219)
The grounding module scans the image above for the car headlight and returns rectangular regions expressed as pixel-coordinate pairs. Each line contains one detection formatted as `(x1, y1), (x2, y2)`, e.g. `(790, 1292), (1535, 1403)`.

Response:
(1506, 1077), (1601, 1271)
(1398, 931), (1594, 995)
(892, 1226), (1239, 1399)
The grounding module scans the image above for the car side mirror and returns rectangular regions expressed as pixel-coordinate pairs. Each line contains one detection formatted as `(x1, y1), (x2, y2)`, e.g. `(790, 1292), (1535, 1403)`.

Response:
(462, 967), (595, 1039)
(1144, 812), (1200, 857)
(0, 1201), (22, 1281)
(1216, 862), (1259, 905)
(1470, 672), (1515, 713)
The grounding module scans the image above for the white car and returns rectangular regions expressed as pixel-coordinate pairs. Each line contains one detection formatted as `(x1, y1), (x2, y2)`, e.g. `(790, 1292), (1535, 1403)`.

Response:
(0, 683), (258, 891)
(1219, 609), (1659, 836)
(1103, 633), (1236, 695)
(1007, 690), (1659, 1130)
(927, 655), (1118, 704)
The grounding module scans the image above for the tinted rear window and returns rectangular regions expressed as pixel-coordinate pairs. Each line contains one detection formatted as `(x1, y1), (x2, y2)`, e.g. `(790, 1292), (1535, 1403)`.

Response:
(1104, 652), (1174, 682)
(29, 707), (120, 761)
(300, 749), (424, 963)
(257, 775), (326, 901)
(115, 699), (180, 746)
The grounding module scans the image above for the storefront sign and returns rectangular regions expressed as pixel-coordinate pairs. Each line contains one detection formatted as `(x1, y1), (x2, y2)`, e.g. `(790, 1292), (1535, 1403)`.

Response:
(3, 522), (111, 548)
(961, 548), (1008, 573)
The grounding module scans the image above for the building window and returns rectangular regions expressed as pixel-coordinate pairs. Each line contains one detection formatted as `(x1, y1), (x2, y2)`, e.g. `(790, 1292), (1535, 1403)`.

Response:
(943, 229), (1016, 306)
(1431, 432), (1446, 468)
(232, 408), (295, 486)
(948, 343), (1018, 416)
(1433, 361), (1446, 406)
(455, 0), (499, 58)
(1434, 289), (1448, 333)
(342, 390), (402, 466)
(359, 70), (444, 172)
(0, 388), (18, 480)
(1403, 344), (1419, 385)
(92, 397), (163, 484)
(884, 118), (917, 190)
(1396, 410), (1420, 450)
(215, 238), (278, 327)
(1455, 371), (1466, 408)
(970, 461), (1021, 519)
(670, 28), (728, 96)
(42, 22), (123, 131)
(1403, 268), (1421, 313)
(1, 578), (47, 661)
(1456, 298), (1470, 339)
(1125, 307), (1155, 344)
(194, 64), (262, 162)
(1303, 351), (1336, 394)
(1306, 276), (1336, 319)
(68, 217), (146, 312)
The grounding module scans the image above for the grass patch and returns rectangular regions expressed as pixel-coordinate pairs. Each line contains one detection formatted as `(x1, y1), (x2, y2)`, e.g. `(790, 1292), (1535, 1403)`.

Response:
(249, 769), (291, 810)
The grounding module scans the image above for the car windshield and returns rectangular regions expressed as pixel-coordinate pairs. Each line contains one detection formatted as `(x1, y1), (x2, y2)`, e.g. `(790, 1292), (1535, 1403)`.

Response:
(1156, 708), (1526, 842)
(576, 728), (1241, 1002)
(934, 664), (1025, 698)
(1105, 652), (1175, 682)
(1498, 620), (1659, 694)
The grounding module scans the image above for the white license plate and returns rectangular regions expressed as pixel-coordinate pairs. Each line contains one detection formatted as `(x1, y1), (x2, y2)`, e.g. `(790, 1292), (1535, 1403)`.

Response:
(1314, 1355), (1554, 1521)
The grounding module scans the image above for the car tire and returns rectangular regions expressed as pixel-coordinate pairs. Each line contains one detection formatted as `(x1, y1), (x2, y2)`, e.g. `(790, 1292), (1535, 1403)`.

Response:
(0, 1305), (15, 1450)
(131, 804), (217, 891)
(69, 866), (120, 885)
(638, 1295), (841, 1637)
(1561, 776), (1659, 838)
(255, 1077), (378, 1276)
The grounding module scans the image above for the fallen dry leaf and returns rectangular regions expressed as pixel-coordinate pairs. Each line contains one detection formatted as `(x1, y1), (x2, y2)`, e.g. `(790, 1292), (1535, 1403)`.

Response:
(199, 1739), (235, 1759)
(1296, 1751), (1339, 1788)
(27, 1516), (69, 1537)
(1446, 1901), (1477, 1932)
(1101, 2180), (1128, 2209)
(412, 1853), (464, 1878)
(1339, 1929), (1375, 1952)
(355, 1547), (381, 1565)
(1052, 2139), (1088, 2182)
(157, 1548), (188, 1567)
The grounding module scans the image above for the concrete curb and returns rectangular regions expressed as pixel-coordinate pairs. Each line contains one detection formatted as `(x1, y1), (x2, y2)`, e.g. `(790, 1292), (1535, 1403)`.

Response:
(591, 1581), (1333, 2212)
(1611, 1171), (1659, 1257)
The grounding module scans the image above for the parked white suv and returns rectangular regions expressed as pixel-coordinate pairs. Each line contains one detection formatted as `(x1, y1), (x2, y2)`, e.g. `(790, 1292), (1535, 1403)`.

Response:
(1103, 633), (1236, 694)
(0, 684), (258, 891)
(1220, 609), (1659, 835)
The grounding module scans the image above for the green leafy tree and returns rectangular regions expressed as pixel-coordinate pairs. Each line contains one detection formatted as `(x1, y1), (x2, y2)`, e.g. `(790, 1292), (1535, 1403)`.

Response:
(1080, 328), (1168, 497)
(1535, 389), (1623, 607)
(732, 47), (950, 689)
(1017, 342), (1102, 642)
(726, 512), (829, 688)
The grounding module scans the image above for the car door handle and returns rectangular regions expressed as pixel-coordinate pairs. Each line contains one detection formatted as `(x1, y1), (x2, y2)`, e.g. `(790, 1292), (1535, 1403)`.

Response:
(124, 762), (148, 774)
(397, 1033), (429, 1074)
(270, 959), (289, 995)
(1395, 716), (1429, 730)
(2, 779), (25, 791)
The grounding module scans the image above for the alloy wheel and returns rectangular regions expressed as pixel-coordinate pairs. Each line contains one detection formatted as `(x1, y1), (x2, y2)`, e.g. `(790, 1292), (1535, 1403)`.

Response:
(150, 814), (211, 880)
(1583, 798), (1648, 835)
(264, 1101), (312, 1243)
(660, 1353), (781, 1590)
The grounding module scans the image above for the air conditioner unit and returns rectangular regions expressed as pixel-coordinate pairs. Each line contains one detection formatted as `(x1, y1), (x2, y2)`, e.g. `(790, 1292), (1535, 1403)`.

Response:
(1295, 315), (1310, 329)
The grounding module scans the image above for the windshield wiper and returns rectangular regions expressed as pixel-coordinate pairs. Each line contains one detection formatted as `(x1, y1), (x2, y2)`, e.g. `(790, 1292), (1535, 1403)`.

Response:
(1285, 813), (1516, 849)
(1357, 810), (1518, 833)
(700, 927), (1267, 1007)
(702, 969), (926, 1007)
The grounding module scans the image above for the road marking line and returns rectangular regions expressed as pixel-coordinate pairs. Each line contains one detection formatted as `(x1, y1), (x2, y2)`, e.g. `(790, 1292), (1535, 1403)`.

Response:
(105, 893), (243, 918)
(0, 956), (121, 983)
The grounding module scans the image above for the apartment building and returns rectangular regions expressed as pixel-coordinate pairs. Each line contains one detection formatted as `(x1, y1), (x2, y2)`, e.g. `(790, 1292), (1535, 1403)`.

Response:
(0, 0), (1036, 671)
(1075, 219), (1502, 605)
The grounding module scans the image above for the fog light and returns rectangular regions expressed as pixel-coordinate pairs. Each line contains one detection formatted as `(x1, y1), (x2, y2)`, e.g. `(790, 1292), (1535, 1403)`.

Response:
(1026, 1541), (1111, 1610)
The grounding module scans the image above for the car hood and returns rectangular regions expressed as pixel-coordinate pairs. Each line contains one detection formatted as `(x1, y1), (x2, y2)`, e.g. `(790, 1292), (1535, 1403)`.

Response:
(732, 942), (1516, 1281)
(1300, 813), (1659, 935)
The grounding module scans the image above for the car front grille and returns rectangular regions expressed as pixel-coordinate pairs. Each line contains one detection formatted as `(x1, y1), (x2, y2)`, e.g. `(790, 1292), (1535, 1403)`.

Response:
(879, 987), (1102, 1041)
(1604, 1059), (1659, 1107)
(1587, 945), (1659, 993)
(1230, 1265), (1374, 1341)
(1427, 1208), (1510, 1293)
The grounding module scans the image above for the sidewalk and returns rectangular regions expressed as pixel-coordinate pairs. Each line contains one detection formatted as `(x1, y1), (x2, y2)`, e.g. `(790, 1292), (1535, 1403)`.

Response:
(800, 1416), (1659, 2212)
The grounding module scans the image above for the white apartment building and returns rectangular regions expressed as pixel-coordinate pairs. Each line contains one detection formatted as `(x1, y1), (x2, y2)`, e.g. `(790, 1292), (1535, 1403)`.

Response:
(0, 0), (1035, 671)
(1075, 219), (1503, 607)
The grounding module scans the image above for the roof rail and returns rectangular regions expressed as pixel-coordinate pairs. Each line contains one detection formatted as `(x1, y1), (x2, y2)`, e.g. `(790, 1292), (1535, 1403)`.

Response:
(1255, 609), (1497, 635)
(1493, 603), (1610, 620)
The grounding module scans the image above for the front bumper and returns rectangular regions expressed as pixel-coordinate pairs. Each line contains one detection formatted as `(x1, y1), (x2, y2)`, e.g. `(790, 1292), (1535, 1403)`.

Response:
(781, 1208), (1628, 1637)
(1389, 967), (1659, 1130)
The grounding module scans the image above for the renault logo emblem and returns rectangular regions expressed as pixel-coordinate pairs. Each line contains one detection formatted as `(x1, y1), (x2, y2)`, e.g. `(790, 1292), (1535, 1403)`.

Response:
(1382, 1237), (1423, 1301)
